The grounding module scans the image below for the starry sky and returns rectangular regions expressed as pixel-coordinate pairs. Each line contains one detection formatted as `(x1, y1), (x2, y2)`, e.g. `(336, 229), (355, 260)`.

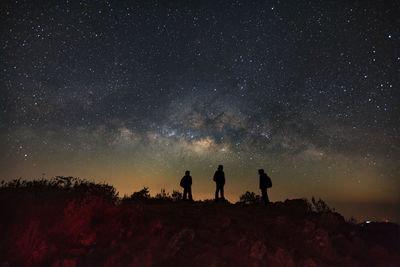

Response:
(1, 1), (399, 222)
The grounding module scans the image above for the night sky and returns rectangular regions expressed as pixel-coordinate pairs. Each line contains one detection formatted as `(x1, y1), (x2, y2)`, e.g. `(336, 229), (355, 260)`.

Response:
(1, 1), (399, 222)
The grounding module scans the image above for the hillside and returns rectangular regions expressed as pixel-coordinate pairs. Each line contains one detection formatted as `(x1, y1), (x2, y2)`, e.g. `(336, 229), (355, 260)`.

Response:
(0, 177), (398, 266)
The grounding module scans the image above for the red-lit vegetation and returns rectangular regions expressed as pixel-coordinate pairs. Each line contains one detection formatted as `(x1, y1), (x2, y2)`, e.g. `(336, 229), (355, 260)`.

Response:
(0, 177), (398, 266)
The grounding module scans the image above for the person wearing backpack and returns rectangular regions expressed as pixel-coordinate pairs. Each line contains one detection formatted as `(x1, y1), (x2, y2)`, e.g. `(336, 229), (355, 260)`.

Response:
(180, 170), (193, 200)
(258, 169), (272, 204)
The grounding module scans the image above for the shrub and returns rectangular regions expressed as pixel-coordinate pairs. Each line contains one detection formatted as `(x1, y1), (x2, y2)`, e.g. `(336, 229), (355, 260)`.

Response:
(239, 191), (261, 205)
(128, 187), (150, 200)
(282, 198), (313, 213)
(311, 197), (332, 213)
(155, 189), (170, 200)
(171, 190), (182, 201)
(0, 176), (118, 203)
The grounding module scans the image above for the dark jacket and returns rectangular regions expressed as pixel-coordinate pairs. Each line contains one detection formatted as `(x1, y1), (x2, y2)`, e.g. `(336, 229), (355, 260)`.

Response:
(213, 170), (225, 186)
(259, 173), (272, 189)
(180, 175), (192, 188)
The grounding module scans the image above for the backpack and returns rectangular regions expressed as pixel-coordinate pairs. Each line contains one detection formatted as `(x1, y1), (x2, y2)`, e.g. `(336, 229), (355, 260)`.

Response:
(265, 175), (272, 188)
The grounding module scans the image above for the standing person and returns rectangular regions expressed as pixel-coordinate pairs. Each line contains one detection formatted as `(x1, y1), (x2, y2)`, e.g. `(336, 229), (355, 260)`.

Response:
(180, 170), (193, 200)
(258, 169), (272, 204)
(213, 165), (225, 201)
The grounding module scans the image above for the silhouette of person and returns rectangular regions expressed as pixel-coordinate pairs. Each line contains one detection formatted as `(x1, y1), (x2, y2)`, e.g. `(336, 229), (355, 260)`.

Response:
(213, 165), (225, 201)
(258, 169), (272, 204)
(180, 170), (192, 201)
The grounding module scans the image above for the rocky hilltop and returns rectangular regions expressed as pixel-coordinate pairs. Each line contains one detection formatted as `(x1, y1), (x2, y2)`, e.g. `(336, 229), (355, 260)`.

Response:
(0, 177), (398, 266)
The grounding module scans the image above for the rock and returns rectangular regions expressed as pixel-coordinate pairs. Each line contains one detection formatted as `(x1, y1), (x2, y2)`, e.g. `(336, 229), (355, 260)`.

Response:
(319, 212), (345, 230)
(266, 247), (295, 267)
(250, 241), (267, 260)
(165, 228), (195, 257)
(130, 249), (152, 267)
(52, 258), (77, 267)
(193, 251), (219, 267)
(301, 258), (317, 267)
(221, 216), (231, 228)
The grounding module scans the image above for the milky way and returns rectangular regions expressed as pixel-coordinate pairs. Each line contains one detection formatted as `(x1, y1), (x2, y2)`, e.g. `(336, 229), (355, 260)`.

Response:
(1, 1), (399, 221)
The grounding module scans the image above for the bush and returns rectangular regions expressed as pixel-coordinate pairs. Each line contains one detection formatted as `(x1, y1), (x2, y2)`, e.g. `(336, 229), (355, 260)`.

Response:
(239, 191), (261, 205)
(128, 187), (150, 200)
(155, 189), (170, 200)
(311, 197), (332, 213)
(0, 176), (118, 202)
(171, 190), (182, 201)
(282, 199), (313, 214)
(154, 189), (183, 201)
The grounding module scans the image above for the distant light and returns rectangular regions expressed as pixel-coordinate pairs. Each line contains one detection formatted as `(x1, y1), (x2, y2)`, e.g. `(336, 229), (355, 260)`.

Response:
(384, 219), (389, 223)
(365, 221), (371, 224)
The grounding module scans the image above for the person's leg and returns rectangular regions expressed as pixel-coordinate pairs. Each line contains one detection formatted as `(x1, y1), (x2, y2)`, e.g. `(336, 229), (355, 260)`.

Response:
(262, 188), (269, 204)
(261, 188), (266, 203)
(183, 188), (187, 200)
(265, 189), (269, 203)
(220, 186), (224, 200)
(215, 186), (219, 201)
(188, 187), (192, 201)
